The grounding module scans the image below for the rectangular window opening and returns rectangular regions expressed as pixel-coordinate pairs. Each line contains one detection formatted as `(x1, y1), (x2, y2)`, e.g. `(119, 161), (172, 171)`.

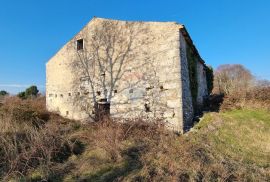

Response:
(77, 39), (84, 50)
(144, 104), (151, 112)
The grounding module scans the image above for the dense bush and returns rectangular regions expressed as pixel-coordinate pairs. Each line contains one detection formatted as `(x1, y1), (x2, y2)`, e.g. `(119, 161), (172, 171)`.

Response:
(221, 86), (270, 111)
(212, 64), (270, 111)
(0, 90), (8, 96)
(17, 85), (39, 99)
(0, 97), (82, 181)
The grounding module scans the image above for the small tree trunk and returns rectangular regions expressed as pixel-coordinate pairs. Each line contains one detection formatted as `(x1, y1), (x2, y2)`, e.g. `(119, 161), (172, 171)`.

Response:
(95, 98), (110, 121)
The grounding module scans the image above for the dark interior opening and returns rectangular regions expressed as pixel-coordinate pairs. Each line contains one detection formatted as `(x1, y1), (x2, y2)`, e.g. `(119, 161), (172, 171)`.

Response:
(77, 39), (84, 50)
(144, 103), (151, 112)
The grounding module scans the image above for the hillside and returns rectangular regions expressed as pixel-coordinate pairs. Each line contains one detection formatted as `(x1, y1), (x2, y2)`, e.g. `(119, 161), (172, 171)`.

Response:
(0, 97), (269, 181)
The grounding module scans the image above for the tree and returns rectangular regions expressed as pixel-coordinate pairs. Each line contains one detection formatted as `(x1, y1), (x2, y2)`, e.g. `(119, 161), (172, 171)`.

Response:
(71, 20), (149, 120)
(214, 64), (253, 95)
(0, 90), (8, 96)
(17, 85), (39, 99)
(255, 79), (270, 88)
(25, 85), (39, 98)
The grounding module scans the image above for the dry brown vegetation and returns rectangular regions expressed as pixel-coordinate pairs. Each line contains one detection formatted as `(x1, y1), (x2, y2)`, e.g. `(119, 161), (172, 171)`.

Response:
(213, 64), (270, 112)
(220, 86), (270, 111)
(0, 97), (82, 181)
(213, 64), (253, 96)
(0, 96), (269, 181)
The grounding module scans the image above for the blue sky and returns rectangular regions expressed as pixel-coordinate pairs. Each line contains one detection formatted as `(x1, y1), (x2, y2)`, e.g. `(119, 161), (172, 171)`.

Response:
(0, 0), (270, 94)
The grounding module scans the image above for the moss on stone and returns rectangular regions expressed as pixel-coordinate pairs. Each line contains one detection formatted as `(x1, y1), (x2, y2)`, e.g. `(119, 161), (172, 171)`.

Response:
(186, 45), (198, 109)
(205, 66), (214, 94)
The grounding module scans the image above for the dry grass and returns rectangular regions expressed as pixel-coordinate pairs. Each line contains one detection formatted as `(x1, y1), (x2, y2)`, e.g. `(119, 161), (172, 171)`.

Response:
(0, 96), (269, 181)
(59, 114), (269, 181)
(0, 96), (82, 181)
(220, 86), (270, 112)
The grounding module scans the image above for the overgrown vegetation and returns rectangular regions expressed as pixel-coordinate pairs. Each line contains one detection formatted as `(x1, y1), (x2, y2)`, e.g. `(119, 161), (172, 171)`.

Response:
(0, 97), (83, 181)
(17, 85), (39, 99)
(187, 45), (198, 109)
(0, 90), (8, 96)
(0, 96), (269, 181)
(205, 65), (214, 94)
(213, 64), (253, 96)
(0, 64), (269, 181)
(213, 64), (270, 111)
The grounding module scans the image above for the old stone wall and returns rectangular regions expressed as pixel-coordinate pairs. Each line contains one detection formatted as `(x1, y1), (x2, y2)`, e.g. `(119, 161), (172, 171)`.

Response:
(46, 18), (208, 132)
(47, 18), (184, 131)
(179, 31), (194, 128)
(197, 62), (208, 108)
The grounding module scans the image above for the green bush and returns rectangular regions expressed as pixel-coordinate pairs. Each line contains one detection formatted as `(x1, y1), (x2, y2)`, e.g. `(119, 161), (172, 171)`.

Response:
(17, 85), (39, 99)
(17, 91), (26, 99)
(25, 86), (39, 98)
(0, 90), (8, 96)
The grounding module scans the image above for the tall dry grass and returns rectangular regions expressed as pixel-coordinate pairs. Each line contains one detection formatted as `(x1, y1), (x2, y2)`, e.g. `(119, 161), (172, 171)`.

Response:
(74, 117), (269, 181)
(0, 96), (80, 181)
(0, 96), (269, 181)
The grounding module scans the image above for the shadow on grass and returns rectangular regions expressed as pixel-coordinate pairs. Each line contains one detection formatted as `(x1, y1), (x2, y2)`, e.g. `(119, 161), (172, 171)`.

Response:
(185, 94), (225, 132)
(78, 145), (144, 182)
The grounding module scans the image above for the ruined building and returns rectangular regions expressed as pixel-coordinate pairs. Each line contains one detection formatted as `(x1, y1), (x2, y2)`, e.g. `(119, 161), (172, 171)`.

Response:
(46, 17), (210, 133)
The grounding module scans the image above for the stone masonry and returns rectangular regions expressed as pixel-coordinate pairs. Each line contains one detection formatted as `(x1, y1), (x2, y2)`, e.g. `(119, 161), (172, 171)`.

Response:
(46, 17), (209, 133)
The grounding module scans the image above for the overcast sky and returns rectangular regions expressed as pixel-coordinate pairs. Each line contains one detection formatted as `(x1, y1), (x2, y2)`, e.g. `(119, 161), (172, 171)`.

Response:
(0, 0), (270, 93)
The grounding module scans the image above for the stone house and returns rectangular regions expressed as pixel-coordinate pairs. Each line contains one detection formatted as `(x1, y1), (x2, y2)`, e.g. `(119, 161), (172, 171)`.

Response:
(46, 17), (209, 133)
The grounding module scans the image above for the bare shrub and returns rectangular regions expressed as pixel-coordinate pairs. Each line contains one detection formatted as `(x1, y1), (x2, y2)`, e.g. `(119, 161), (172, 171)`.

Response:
(214, 64), (253, 96)
(247, 86), (270, 102)
(220, 86), (270, 111)
(0, 96), (49, 127)
(79, 117), (166, 163)
(213, 64), (270, 110)
(90, 119), (125, 162)
(0, 97), (76, 181)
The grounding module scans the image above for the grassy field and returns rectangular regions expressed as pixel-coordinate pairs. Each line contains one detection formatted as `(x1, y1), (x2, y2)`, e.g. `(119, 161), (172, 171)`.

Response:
(196, 109), (270, 168)
(0, 97), (269, 181)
